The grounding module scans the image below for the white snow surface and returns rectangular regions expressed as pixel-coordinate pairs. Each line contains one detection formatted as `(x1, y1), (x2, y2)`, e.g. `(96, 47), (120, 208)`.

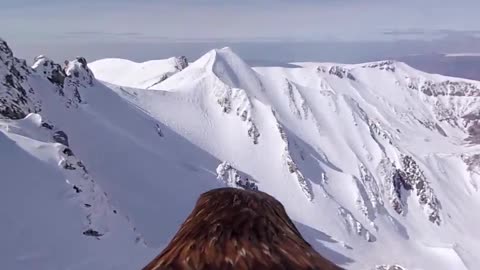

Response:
(2, 40), (480, 270)
(89, 57), (187, 89)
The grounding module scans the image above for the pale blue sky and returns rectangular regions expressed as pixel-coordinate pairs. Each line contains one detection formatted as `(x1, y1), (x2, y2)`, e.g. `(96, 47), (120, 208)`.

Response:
(2, 0), (480, 62)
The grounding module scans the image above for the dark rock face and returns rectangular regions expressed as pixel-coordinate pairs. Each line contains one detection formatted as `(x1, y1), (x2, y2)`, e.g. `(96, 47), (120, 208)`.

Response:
(82, 229), (103, 238)
(1, 39), (95, 119)
(362, 61), (396, 72)
(143, 188), (342, 270)
(73, 185), (82, 193)
(32, 55), (66, 88)
(391, 169), (412, 214)
(235, 178), (259, 191)
(41, 121), (54, 130)
(76, 57), (88, 68)
(389, 156), (441, 225)
(53, 130), (69, 146)
(463, 154), (480, 172)
(62, 147), (74, 157)
(408, 80), (480, 97)
(155, 123), (164, 137)
(317, 65), (356, 81)
(0, 39), (13, 59)
(31, 55), (95, 108)
(329, 66), (356, 81)
(462, 111), (480, 143)
(174, 56), (189, 70)
(0, 39), (40, 119)
(61, 57), (95, 106)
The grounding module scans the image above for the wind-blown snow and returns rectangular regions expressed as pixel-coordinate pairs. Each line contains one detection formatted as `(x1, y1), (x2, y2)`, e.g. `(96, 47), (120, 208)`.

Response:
(2, 38), (480, 270)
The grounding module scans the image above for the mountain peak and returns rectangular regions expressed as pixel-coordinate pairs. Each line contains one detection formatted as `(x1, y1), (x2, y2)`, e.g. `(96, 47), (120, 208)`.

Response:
(217, 46), (235, 54)
(0, 38), (13, 61)
(64, 57), (95, 87)
(0, 38), (40, 119)
(31, 55), (95, 106)
(195, 46), (265, 97)
(194, 47), (243, 68)
(32, 55), (66, 87)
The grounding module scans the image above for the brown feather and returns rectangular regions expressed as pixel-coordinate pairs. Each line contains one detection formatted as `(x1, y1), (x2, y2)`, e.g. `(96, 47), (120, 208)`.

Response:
(143, 188), (343, 270)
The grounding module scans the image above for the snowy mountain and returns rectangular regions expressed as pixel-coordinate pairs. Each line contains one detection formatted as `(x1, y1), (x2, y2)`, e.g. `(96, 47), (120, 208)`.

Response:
(90, 56), (188, 89)
(2, 37), (480, 270)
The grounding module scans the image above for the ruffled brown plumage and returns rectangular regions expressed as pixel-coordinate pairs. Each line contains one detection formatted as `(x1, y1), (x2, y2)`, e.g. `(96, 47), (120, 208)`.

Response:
(143, 188), (343, 270)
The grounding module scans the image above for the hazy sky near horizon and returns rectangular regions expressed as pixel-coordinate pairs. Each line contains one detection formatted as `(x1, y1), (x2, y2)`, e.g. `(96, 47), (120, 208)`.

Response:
(2, 0), (480, 62)
(3, 0), (480, 41)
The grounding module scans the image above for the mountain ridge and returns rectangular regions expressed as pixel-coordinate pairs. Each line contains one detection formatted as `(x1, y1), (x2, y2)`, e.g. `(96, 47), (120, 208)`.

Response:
(1, 37), (480, 269)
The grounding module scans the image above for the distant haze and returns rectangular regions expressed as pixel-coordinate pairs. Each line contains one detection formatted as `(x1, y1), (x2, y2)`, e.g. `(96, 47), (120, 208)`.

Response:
(2, 0), (480, 64)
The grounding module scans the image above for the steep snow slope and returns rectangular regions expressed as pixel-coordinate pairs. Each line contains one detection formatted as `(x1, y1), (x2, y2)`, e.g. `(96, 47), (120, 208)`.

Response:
(89, 56), (188, 89)
(1, 39), (222, 269)
(0, 114), (149, 269)
(2, 36), (480, 270)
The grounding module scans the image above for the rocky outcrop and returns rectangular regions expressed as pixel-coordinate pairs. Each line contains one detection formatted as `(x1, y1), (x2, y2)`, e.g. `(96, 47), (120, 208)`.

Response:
(53, 130), (70, 146)
(369, 120), (395, 145)
(389, 155), (441, 225)
(318, 65), (356, 81)
(401, 74), (480, 141)
(32, 55), (66, 87)
(143, 188), (342, 270)
(338, 206), (376, 242)
(462, 153), (480, 190)
(144, 56), (189, 89)
(407, 79), (480, 97)
(463, 111), (480, 143)
(64, 57), (93, 86)
(362, 61), (396, 72)
(0, 43), (96, 117)
(174, 56), (188, 71)
(215, 84), (260, 144)
(31, 55), (95, 108)
(62, 57), (94, 106)
(276, 122), (314, 201)
(284, 79), (310, 120)
(216, 161), (258, 191)
(50, 127), (116, 240)
(402, 155), (441, 224)
(0, 39), (13, 59)
(0, 39), (40, 119)
(357, 164), (384, 220)
(390, 168), (410, 214)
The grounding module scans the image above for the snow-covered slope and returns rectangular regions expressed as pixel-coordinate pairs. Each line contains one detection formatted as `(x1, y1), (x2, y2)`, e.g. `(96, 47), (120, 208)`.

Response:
(89, 56), (188, 89)
(1, 39), (220, 269)
(2, 38), (480, 270)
